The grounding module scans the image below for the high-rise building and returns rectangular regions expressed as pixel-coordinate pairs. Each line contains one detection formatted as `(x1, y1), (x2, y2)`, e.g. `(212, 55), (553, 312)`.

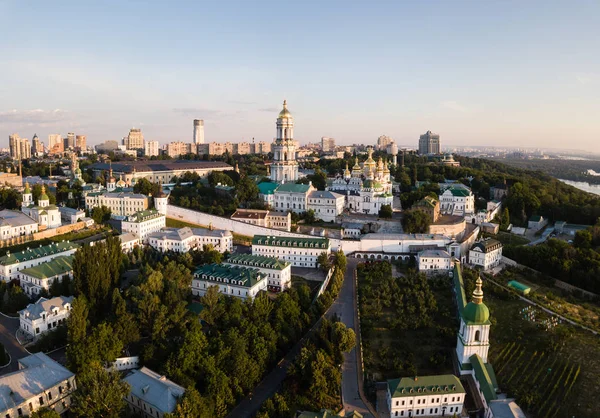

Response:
(63, 132), (75, 150)
(124, 128), (144, 150)
(145, 140), (160, 157)
(75, 135), (86, 151)
(418, 131), (441, 155)
(8, 134), (31, 160)
(271, 100), (298, 183)
(48, 134), (64, 155)
(377, 135), (393, 151)
(166, 142), (191, 158)
(193, 120), (204, 145)
(321, 137), (336, 153)
(31, 134), (44, 156)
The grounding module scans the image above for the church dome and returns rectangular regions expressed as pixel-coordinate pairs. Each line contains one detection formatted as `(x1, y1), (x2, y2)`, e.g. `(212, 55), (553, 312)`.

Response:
(278, 100), (293, 119)
(39, 185), (49, 201)
(463, 277), (490, 324)
(24, 182), (31, 194)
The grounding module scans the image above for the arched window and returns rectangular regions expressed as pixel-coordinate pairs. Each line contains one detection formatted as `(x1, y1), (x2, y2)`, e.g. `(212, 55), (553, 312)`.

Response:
(475, 330), (480, 342)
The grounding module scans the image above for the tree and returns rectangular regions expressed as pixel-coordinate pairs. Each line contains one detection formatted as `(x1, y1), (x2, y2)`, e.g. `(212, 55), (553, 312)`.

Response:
(71, 362), (130, 418)
(402, 210), (431, 233)
(30, 408), (61, 418)
(133, 177), (162, 196)
(331, 322), (356, 353)
(317, 252), (331, 272)
(165, 387), (212, 418)
(236, 176), (259, 205)
(379, 204), (393, 219)
(66, 297), (90, 372)
(499, 207), (510, 231)
(304, 209), (316, 224)
(200, 285), (224, 326)
(574, 229), (592, 249)
(91, 205), (111, 224)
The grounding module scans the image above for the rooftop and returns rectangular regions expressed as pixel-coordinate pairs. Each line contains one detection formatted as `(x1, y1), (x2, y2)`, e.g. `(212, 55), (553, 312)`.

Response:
(90, 160), (232, 173)
(0, 209), (38, 228)
(252, 235), (329, 249)
(307, 190), (344, 199)
(0, 353), (74, 412)
(388, 375), (465, 398)
(470, 354), (498, 403)
(225, 254), (290, 270)
(118, 232), (140, 244)
(193, 263), (265, 288)
(123, 367), (185, 414)
(147, 227), (231, 242)
(86, 191), (148, 199)
(0, 241), (80, 266)
(275, 183), (313, 193)
(20, 256), (74, 280)
(232, 209), (269, 220)
(418, 249), (451, 259)
(471, 238), (502, 253)
(257, 182), (278, 195)
(19, 296), (74, 320)
(124, 209), (164, 223)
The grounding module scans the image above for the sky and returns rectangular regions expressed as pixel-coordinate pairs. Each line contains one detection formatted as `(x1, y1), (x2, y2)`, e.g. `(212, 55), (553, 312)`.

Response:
(0, 0), (599, 150)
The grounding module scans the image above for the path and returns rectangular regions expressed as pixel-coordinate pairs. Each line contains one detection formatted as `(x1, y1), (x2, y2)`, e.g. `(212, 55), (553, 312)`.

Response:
(329, 258), (377, 417)
(486, 276), (598, 335)
(0, 313), (29, 375)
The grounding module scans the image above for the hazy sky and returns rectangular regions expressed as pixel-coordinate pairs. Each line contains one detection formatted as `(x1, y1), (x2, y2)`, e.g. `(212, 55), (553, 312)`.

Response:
(1, 1), (599, 150)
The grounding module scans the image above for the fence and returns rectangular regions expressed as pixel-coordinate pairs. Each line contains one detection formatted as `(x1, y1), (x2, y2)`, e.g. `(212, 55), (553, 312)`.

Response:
(313, 265), (336, 303)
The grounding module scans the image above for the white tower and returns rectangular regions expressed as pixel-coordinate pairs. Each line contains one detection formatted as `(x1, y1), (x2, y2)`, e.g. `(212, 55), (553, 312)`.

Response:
(456, 276), (491, 373)
(22, 181), (32, 209)
(270, 100), (298, 183)
(154, 190), (169, 215)
(194, 120), (204, 145)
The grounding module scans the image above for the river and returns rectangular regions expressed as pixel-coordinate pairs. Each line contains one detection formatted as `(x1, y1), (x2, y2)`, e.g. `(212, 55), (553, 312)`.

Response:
(559, 179), (600, 196)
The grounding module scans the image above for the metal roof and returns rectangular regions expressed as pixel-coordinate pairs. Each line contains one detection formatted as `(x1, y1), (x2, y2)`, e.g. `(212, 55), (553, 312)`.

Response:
(90, 160), (232, 173)
(193, 263), (264, 288)
(19, 256), (74, 280)
(387, 375), (465, 398)
(225, 254), (290, 270)
(123, 367), (185, 414)
(0, 242), (80, 266)
(252, 234), (329, 248)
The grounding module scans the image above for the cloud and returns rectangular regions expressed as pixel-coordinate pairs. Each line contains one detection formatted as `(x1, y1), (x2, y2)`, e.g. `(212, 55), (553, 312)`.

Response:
(259, 107), (279, 112)
(575, 73), (599, 85)
(440, 100), (469, 113)
(0, 109), (72, 125)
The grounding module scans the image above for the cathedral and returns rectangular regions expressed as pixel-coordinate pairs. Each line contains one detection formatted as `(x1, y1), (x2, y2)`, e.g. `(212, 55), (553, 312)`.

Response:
(270, 100), (299, 183)
(327, 147), (394, 215)
(21, 183), (61, 229)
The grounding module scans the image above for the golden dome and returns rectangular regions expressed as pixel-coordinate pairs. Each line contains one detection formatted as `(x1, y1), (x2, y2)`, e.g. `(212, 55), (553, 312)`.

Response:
(278, 100), (293, 119)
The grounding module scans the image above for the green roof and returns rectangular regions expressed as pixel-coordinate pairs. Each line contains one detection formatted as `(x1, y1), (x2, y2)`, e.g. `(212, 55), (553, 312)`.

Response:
(125, 209), (163, 223)
(193, 263), (265, 288)
(252, 235), (329, 249)
(414, 196), (438, 209)
(463, 301), (490, 325)
(0, 242), (80, 266)
(276, 183), (312, 193)
(508, 280), (531, 294)
(453, 263), (467, 315)
(388, 375), (465, 398)
(470, 354), (498, 403)
(225, 254), (290, 270)
(20, 256), (74, 280)
(257, 182), (278, 195)
(448, 189), (471, 197)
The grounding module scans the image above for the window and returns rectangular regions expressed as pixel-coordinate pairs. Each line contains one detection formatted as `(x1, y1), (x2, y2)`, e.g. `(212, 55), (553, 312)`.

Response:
(17, 410), (21, 417)
(48, 391), (52, 400)
(39, 397), (44, 405)
(475, 330), (480, 341)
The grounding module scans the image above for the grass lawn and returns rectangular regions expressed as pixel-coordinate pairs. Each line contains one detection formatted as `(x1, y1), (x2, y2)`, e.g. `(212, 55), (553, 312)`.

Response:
(358, 262), (457, 384)
(462, 269), (599, 418)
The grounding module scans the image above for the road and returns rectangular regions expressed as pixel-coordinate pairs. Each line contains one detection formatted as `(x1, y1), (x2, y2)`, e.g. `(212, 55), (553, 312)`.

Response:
(526, 227), (554, 246)
(226, 259), (376, 418)
(0, 313), (29, 374)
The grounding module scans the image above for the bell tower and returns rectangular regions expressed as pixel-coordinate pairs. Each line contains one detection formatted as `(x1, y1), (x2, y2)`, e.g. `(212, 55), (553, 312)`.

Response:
(270, 100), (298, 183)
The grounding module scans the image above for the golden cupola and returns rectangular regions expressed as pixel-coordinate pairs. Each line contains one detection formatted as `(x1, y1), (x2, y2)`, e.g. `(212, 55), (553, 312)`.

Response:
(278, 100), (293, 119)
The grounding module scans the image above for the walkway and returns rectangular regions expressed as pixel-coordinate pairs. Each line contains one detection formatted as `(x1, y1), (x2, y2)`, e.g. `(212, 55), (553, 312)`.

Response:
(0, 313), (29, 375)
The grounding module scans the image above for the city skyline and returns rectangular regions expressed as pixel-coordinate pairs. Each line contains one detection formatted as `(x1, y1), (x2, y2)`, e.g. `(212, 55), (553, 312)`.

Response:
(1, 1), (599, 150)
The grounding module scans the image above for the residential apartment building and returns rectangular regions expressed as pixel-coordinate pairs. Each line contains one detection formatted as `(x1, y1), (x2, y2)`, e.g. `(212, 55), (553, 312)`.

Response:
(0, 353), (76, 417)
(196, 140), (271, 156)
(145, 140), (160, 157)
(416, 250), (452, 274)
(121, 209), (166, 243)
(307, 190), (345, 222)
(64, 132), (75, 150)
(147, 227), (233, 253)
(418, 131), (441, 155)
(19, 296), (74, 337)
(468, 239), (503, 271)
(124, 128), (144, 150)
(19, 256), (73, 297)
(273, 183), (316, 213)
(377, 135), (393, 151)
(8, 134), (31, 160)
(321, 137), (336, 152)
(439, 187), (475, 216)
(224, 254), (291, 292)
(0, 210), (39, 240)
(31, 134), (44, 156)
(166, 141), (192, 158)
(85, 191), (149, 218)
(123, 367), (185, 418)
(252, 235), (330, 268)
(192, 263), (268, 300)
(0, 242), (79, 282)
(387, 375), (465, 418)
(75, 135), (86, 151)
(230, 209), (291, 231)
(48, 134), (64, 154)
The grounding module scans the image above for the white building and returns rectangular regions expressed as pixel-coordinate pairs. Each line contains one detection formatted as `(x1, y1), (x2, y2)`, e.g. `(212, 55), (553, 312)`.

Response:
(341, 222), (363, 239)
(192, 263), (268, 300)
(224, 254), (291, 292)
(273, 182), (315, 213)
(0, 209), (39, 240)
(144, 140), (160, 157)
(469, 239), (503, 271)
(231, 209), (291, 231)
(0, 241), (80, 282)
(123, 367), (185, 418)
(0, 353), (76, 418)
(19, 296), (74, 338)
(417, 249), (452, 274)
(327, 149), (394, 215)
(387, 375), (465, 418)
(59, 206), (86, 224)
(118, 232), (141, 253)
(19, 255), (74, 297)
(439, 187), (475, 217)
(85, 191), (149, 218)
(252, 235), (330, 268)
(21, 184), (61, 229)
(121, 209), (166, 243)
(147, 227), (233, 253)
(307, 190), (345, 222)
(270, 100), (299, 183)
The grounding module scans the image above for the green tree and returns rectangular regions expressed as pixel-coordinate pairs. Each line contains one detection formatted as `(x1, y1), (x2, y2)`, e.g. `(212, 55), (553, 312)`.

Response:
(574, 229), (592, 249)
(236, 176), (260, 205)
(402, 210), (431, 233)
(379, 204), (393, 219)
(200, 285), (223, 326)
(30, 408), (61, 418)
(66, 297), (90, 372)
(317, 252), (331, 272)
(499, 207), (510, 230)
(71, 362), (130, 418)
(165, 387), (212, 418)
(91, 205), (111, 224)
(133, 177), (162, 196)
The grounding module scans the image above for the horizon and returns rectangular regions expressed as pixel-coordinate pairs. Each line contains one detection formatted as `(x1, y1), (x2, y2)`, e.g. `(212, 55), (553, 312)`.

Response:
(1, 1), (599, 150)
